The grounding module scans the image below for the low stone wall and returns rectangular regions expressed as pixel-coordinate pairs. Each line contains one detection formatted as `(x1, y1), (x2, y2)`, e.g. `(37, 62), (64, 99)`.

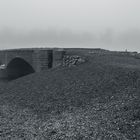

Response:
(62, 55), (86, 67)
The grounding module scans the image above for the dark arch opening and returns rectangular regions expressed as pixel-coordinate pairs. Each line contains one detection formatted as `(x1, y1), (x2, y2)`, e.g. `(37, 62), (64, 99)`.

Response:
(6, 57), (35, 80)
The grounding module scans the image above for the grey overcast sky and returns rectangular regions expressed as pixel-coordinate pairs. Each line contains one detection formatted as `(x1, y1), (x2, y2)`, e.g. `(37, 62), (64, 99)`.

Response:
(0, 0), (140, 51)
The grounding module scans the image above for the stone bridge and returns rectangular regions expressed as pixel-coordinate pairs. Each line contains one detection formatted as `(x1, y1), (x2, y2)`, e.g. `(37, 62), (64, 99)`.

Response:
(0, 48), (65, 80)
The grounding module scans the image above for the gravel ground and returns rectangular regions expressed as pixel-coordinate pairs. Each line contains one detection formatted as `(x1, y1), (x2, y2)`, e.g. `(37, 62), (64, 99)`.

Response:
(0, 54), (140, 139)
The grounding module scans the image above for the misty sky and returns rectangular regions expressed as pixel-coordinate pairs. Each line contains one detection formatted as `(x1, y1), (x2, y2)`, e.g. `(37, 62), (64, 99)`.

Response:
(0, 0), (140, 51)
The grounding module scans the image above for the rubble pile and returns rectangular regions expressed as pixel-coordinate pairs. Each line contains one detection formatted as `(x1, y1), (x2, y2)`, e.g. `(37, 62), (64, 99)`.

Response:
(62, 55), (86, 67)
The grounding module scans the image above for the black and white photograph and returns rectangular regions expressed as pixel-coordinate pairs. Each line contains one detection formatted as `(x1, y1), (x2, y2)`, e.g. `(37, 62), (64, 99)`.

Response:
(0, 0), (140, 139)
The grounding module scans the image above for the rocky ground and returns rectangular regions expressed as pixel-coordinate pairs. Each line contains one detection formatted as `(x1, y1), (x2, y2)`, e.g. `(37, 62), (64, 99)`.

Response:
(0, 52), (140, 139)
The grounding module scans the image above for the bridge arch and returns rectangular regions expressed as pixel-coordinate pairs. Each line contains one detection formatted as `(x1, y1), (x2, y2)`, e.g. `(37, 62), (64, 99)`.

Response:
(6, 57), (35, 80)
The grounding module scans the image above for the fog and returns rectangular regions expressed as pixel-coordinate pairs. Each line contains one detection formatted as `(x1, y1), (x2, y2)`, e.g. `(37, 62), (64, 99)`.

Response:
(0, 0), (140, 51)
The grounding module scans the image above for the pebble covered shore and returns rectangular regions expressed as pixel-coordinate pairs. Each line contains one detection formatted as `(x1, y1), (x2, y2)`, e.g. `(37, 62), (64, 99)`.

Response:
(0, 54), (140, 139)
